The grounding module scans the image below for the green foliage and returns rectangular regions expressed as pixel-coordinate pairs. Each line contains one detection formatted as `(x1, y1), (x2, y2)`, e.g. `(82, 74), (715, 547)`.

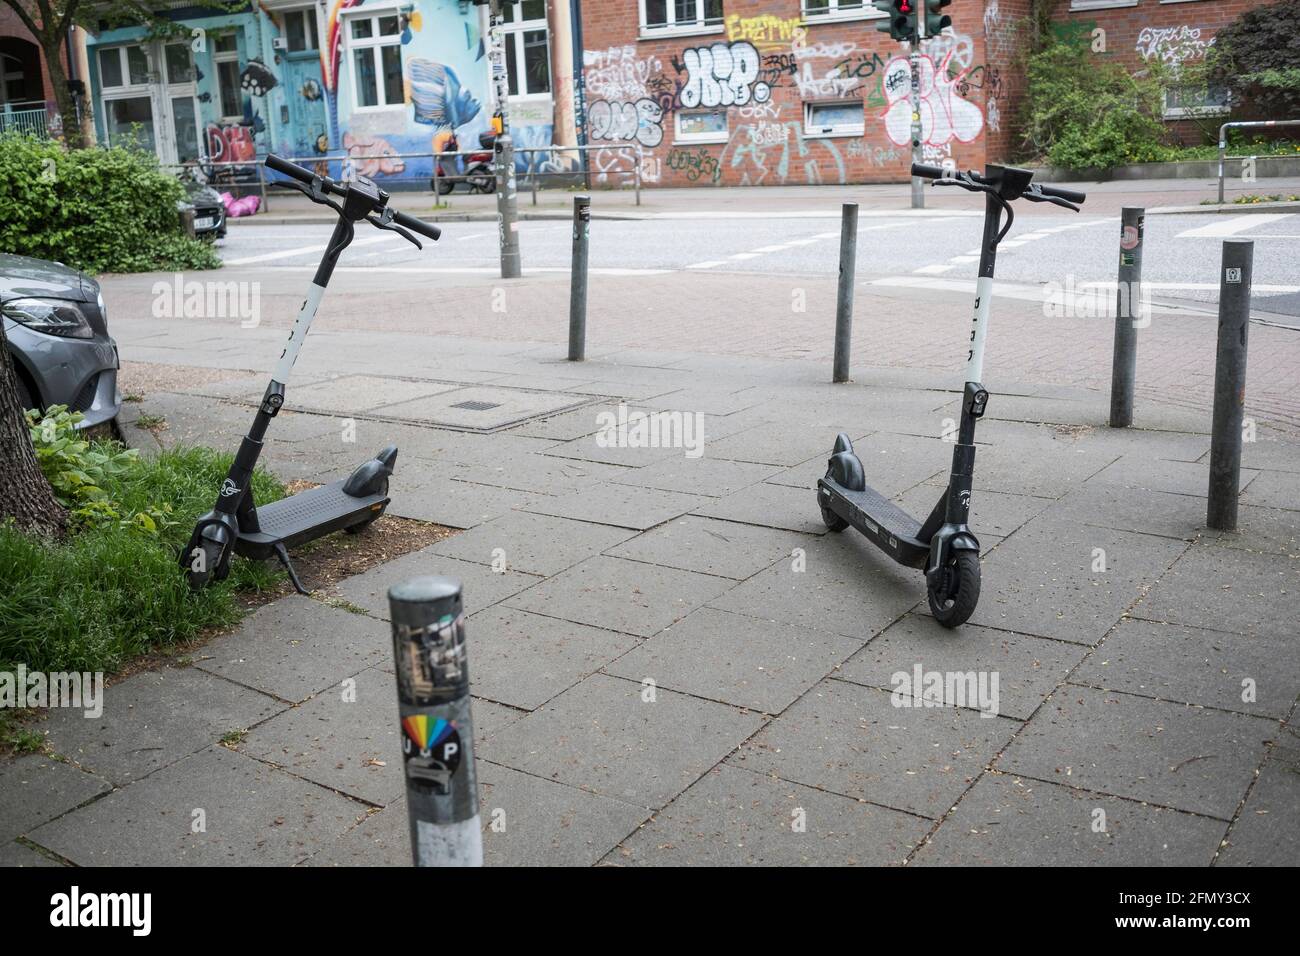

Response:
(1020, 38), (1169, 170)
(1209, 0), (1300, 116)
(0, 133), (221, 274)
(0, 445), (286, 674)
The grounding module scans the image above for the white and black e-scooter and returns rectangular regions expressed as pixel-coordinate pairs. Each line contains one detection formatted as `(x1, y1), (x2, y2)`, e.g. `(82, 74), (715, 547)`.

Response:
(182, 154), (441, 593)
(817, 162), (1087, 627)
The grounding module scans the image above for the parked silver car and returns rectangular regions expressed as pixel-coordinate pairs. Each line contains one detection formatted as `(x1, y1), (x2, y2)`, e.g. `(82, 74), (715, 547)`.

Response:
(1, 253), (121, 430)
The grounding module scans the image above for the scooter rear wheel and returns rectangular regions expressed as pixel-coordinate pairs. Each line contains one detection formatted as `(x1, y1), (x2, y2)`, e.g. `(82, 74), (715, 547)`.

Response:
(928, 549), (980, 628)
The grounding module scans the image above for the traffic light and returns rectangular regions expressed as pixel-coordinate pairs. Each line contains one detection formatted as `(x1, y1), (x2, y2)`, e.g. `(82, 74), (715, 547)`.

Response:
(873, 0), (917, 43)
(924, 0), (953, 36)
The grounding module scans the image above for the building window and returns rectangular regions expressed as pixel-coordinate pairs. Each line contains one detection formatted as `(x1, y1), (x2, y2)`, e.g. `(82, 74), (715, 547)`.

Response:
(164, 43), (195, 84)
(284, 8), (320, 53)
(347, 11), (404, 109)
(640, 0), (724, 37)
(1163, 82), (1230, 119)
(213, 34), (243, 120)
(1067, 1), (1138, 9)
(97, 44), (150, 90)
(803, 0), (872, 19)
(675, 109), (727, 144)
(804, 100), (863, 138)
(501, 1), (550, 97)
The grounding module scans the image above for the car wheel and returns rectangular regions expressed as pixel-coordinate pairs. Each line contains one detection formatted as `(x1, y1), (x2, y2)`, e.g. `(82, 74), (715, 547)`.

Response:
(15, 374), (35, 411)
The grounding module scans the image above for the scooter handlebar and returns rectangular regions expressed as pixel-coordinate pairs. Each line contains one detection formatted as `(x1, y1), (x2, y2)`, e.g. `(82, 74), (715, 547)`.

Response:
(911, 163), (948, 180)
(265, 153), (441, 240)
(1036, 182), (1087, 204)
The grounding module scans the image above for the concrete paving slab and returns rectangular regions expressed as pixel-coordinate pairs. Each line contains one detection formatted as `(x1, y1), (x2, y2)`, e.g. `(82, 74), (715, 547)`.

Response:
(604, 515), (796, 580)
(693, 480), (832, 534)
(194, 596), (391, 703)
(388, 475), (538, 529)
(617, 764), (928, 866)
(504, 555), (733, 638)
(958, 421), (1118, 498)
(1090, 455), (1256, 497)
(1233, 433), (1300, 474)
(479, 673), (765, 809)
(463, 606), (639, 711)
(0, 754), (111, 843)
(276, 375), (461, 414)
(37, 667), (283, 787)
(767, 433), (949, 498)
(998, 684), (1276, 820)
(27, 746), (364, 866)
(1240, 469), (1300, 512)
(428, 510), (636, 577)
(897, 484), (1050, 540)
(0, 840), (65, 867)
(705, 423), (862, 468)
(441, 452), (628, 497)
(835, 614), (1087, 721)
(708, 532), (920, 641)
(333, 549), (542, 619)
(522, 482), (710, 530)
(1042, 482), (1205, 540)
(239, 666), (404, 806)
(373, 385), (589, 431)
(971, 515), (1189, 645)
(542, 431), (683, 467)
(913, 773), (1225, 866)
(1202, 504), (1300, 556)
(611, 455), (781, 497)
(1133, 542), (1300, 640)
(606, 607), (862, 714)
(509, 402), (623, 441)
(731, 678), (1020, 819)
(1072, 618), (1299, 719)
(1217, 743), (1300, 866)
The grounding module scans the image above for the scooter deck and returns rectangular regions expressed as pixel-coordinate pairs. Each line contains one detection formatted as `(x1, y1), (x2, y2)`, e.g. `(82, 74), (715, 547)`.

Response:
(233, 479), (387, 559)
(819, 476), (930, 568)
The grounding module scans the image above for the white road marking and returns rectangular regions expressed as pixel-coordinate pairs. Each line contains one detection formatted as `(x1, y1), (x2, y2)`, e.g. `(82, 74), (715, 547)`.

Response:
(913, 263), (955, 274)
(1176, 214), (1293, 239)
(455, 232), (492, 241)
(223, 231), (403, 265)
(730, 252), (762, 260)
(687, 261), (727, 270)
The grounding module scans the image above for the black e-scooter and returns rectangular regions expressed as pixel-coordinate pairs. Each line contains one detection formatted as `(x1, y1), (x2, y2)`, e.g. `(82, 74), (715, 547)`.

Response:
(817, 162), (1087, 627)
(182, 154), (441, 594)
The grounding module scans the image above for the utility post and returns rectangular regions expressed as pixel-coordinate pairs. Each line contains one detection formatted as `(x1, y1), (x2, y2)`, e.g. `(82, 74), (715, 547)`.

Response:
(482, 0), (521, 278)
(910, 9), (925, 210)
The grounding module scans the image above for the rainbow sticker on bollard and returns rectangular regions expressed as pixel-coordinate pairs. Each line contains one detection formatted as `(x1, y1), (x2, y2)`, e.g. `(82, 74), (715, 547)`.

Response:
(388, 576), (482, 867)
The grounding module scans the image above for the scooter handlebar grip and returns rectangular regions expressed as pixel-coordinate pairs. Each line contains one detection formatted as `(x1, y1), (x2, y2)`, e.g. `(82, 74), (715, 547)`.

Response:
(1038, 182), (1087, 204)
(265, 153), (316, 185)
(910, 163), (947, 180)
(392, 210), (441, 241)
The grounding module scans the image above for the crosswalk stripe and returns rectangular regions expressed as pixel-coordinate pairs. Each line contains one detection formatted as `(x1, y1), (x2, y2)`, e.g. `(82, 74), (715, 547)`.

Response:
(1177, 213), (1293, 239)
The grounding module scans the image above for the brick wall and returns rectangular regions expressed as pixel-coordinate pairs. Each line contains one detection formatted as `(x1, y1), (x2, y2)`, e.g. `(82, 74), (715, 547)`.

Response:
(577, 0), (999, 187)
(1048, 0), (1280, 146)
(0, 6), (69, 110)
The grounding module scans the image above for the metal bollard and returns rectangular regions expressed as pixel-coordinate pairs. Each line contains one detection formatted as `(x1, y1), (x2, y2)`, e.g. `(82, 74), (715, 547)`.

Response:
(568, 195), (591, 362)
(496, 132), (522, 279)
(1207, 240), (1254, 531)
(833, 202), (858, 383)
(1108, 207), (1145, 428)
(388, 577), (482, 867)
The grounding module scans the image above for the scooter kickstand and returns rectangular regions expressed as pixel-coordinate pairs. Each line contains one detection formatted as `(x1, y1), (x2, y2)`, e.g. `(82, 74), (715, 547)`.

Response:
(273, 542), (310, 595)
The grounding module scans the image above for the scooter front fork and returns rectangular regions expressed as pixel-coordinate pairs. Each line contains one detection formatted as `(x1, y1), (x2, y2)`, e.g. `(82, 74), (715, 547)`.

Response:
(923, 383), (989, 584)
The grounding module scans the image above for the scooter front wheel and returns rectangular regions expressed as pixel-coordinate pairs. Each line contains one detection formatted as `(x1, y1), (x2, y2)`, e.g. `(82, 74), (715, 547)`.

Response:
(184, 538), (229, 592)
(928, 549), (980, 628)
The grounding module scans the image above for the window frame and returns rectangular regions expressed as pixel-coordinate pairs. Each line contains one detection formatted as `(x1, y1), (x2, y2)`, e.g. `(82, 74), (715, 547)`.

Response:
(282, 7), (321, 54)
(801, 0), (878, 23)
(345, 8), (406, 112)
(211, 33), (244, 122)
(674, 108), (729, 145)
(1067, 0), (1138, 10)
(638, 0), (726, 41)
(501, 1), (552, 99)
(803, 99), (864, 139)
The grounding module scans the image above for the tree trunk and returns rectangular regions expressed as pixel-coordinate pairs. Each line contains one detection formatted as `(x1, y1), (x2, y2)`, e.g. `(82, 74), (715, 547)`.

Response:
(0, 322), (67, 538)
(43, 45), (85, 150)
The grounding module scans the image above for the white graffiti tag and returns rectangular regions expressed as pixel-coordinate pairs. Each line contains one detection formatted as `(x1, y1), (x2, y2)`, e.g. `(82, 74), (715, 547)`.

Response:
(588, 98), (664, 148)
(679, 41), (771, 108)
(882, 53), (984, 148)
(1136, 26), (1214, 64)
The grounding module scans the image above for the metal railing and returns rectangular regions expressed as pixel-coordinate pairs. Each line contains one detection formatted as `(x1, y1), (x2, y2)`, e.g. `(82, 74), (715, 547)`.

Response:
(517, 144), (642, 207)
(0, 102), (49, 138)
(1217, 119), (1300, 204)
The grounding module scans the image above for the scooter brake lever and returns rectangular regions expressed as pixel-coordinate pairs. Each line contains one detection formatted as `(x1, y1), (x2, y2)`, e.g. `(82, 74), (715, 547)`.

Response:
(1024, 187), (1080, 212)
(366, 211), (423, 250)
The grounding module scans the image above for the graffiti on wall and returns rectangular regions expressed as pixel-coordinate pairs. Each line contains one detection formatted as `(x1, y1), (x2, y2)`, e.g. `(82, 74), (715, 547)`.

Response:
(1136, 25), (1214, 64)
(205, 121), (257, 164)
(881, 53), (984, 148)
(724, 14), (803, 53)
(342, 132), (405, 178)
(675, 42), (771, 108)
(588, 98), (664, 147)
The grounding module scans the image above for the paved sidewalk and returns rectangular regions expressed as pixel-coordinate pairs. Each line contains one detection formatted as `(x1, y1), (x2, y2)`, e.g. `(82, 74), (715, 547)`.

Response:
(4, 322), (1298, 866)
(241, 175), (1300, 225)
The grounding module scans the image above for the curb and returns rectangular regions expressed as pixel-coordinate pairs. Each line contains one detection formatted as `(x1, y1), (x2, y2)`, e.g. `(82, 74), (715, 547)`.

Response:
(1146, 200), (1300, 216)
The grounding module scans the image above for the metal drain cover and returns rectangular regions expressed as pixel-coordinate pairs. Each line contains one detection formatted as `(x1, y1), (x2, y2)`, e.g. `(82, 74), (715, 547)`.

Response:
(371, 385), (592, 432)
(450, 400), (502, 412)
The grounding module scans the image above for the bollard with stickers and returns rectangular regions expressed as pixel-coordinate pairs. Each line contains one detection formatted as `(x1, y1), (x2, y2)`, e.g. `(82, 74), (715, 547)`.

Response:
(568, 195), (591, 362)
(1207, 240), (1253, 531)
(1108, 207), (1144, 428)
(388, 576), (482, 867)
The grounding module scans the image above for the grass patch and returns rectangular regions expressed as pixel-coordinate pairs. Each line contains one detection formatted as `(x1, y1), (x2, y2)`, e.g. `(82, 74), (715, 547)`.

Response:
(0, 443), (286, 675)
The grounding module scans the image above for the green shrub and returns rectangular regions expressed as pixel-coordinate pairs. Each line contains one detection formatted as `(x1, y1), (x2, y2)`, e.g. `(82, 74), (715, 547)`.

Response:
(0, 133), (221, 274)
(1020, 40), (1170, 170)
(1210, 0), (1300, 116)
(0, 445), (285, 674)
